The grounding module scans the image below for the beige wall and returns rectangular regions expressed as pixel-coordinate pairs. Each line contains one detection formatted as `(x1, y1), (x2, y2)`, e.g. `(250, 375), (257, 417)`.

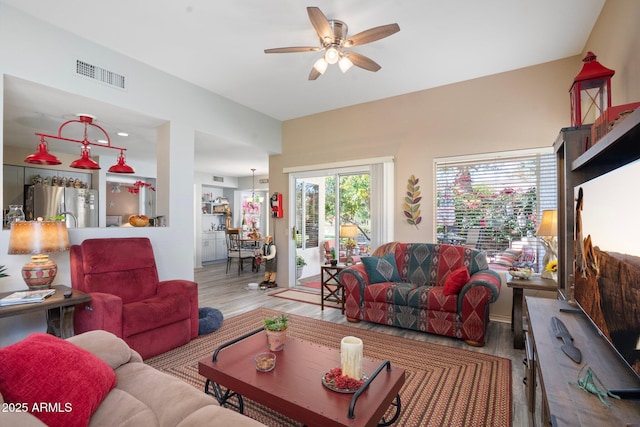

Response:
(274, 57), (576, 288)
(270, 0), (640, 321)
(585, 0), (640, 105)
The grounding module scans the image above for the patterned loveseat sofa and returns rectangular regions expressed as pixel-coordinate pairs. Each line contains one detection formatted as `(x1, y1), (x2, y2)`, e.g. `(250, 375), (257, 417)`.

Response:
(339, 243), (501, 346)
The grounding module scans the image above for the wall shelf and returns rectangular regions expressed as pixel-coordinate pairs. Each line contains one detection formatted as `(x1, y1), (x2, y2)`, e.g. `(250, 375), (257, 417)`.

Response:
(553, 107), (640, 299)
(572, 107), (640, 179)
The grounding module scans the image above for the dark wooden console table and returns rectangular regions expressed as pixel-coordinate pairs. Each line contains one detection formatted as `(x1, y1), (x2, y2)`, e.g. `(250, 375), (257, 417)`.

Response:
(526, 297), (640, 426)
(0, 285), (90, 338)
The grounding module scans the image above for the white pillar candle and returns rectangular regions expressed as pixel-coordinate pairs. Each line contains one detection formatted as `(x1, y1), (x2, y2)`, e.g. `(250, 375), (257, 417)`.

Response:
(340, 336), (363, 380)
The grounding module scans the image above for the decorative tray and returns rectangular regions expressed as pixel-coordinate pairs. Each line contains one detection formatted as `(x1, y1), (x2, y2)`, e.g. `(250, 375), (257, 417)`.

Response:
(321, 368), (366, 394)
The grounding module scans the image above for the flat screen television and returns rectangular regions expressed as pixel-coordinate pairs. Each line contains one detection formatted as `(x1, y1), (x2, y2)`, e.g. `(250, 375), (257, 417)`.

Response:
(574, 158), (640, 384)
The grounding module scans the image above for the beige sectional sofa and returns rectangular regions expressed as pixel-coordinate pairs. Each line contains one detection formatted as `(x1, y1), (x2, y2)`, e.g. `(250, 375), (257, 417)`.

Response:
(0, 330), (264, 427)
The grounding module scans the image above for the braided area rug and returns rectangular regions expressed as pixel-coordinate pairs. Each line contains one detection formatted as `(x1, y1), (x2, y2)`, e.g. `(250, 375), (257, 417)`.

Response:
(146, 308), (511, 427)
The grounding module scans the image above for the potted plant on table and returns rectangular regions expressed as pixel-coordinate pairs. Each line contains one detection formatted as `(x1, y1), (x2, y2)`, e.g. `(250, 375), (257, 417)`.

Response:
(263, 313), (288, 351)
(295, 255), (307, 282)
(330, 248), (338, 266)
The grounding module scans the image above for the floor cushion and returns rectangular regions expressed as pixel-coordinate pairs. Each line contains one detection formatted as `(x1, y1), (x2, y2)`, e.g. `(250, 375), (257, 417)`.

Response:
(198, 307), (224, 335)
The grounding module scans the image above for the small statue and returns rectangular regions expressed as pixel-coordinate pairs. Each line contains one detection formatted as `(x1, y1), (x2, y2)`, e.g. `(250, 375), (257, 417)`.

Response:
(570, 365), (621, 407)
(260, 235), (277, 289)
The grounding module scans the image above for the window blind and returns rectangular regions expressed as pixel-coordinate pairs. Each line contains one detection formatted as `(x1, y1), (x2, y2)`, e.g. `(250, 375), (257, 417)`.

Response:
(434, 150), (556, 268)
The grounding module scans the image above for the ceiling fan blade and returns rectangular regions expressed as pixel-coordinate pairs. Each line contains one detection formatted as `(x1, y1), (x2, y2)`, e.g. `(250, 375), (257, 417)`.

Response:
(344, 23), (400, 47)
(307, 7), (333, 41)
(264, 47), (321, 54)
(308, 67), (322, 80)
(347, 52), (381, 72)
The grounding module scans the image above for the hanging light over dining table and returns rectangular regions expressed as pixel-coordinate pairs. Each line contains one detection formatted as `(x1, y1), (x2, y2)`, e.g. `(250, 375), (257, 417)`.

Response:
(24, 114), (135, 173)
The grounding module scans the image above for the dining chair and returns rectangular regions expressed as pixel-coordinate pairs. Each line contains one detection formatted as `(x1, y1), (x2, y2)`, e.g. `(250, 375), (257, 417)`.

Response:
(225, 229), (254, 274)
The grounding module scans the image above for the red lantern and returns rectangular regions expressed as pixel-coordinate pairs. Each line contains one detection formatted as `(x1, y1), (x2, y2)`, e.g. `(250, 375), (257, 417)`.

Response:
(570, 52), (615, 127)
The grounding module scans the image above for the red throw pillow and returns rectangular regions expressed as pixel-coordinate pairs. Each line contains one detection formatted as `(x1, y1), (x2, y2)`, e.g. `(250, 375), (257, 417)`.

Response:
(443, 266), (471, 295)
(0, 333), (116, 427)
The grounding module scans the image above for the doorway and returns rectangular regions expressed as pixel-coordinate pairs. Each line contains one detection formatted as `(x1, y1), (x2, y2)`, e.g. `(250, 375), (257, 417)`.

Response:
(292, 167), (371, 286)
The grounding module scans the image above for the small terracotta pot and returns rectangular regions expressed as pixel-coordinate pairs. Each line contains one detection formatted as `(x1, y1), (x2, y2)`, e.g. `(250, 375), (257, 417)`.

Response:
(265, 329), (286, 351)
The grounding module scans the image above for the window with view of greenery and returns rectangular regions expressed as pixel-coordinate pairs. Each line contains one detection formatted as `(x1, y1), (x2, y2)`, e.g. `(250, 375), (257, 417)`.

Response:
(324, 174), (370, 226)
(435, 150), (556, 259)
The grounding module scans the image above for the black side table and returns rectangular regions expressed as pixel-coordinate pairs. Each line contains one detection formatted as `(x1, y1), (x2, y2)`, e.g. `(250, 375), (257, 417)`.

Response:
(320, 264), (346, 314)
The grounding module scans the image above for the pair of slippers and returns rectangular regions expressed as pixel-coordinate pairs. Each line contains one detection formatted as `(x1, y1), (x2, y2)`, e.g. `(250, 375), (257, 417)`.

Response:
(259, 281), (278, 290)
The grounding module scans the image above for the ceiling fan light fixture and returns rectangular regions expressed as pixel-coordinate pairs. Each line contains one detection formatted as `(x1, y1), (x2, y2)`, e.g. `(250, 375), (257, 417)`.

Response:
(325, 46), (340, 64)
(313, 57), (328, 74)
(339, 55), (353, 73)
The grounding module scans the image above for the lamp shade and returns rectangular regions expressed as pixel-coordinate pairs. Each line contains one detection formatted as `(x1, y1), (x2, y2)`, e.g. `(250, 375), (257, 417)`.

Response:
(70, 147), (101, 170)
(8, 221), (69, 289)
(108, 151), (135, 174)
(536, 210), (557, 237)
(340, 224), (359, 239)
(24, 141), (62, 165)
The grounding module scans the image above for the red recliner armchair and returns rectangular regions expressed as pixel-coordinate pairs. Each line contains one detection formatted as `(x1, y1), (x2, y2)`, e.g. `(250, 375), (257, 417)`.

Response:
(70, 237), (199, 359)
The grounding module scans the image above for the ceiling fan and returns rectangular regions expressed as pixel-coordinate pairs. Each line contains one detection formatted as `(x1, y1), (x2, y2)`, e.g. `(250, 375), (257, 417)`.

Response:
(264, 7), (400, 80)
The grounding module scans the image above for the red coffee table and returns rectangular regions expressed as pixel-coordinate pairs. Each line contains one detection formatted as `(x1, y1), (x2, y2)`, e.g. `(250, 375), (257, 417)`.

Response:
(198, 328), (405, 427)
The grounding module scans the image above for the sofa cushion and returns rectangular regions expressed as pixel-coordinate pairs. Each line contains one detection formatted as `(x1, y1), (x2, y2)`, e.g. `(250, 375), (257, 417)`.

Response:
(89, 388), (158, 426)
(443, 266), (471, 295)
(406, 286), (458, 312)
(78, 238), (160, 303)
(0, 333), (116, 427)
(122, 293), (191, 337)
(66, 329), (133, 370)
(494, 248), (521, 267)
(364, 282), (415, 304)
(361, 253), (401, 284)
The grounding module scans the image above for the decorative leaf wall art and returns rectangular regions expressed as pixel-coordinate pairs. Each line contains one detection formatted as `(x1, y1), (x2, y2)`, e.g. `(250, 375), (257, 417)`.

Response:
(403, 175), (422, 229)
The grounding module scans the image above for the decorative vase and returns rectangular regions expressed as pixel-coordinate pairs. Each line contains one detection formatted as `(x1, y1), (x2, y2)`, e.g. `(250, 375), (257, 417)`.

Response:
(22, 255), (58, 290)
(6, 205), (25, 227)
(265, 329), (287, 351)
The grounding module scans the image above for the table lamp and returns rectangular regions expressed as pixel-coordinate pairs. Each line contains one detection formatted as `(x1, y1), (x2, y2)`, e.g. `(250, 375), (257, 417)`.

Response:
(8, 220), (70, 290)
(536, 210), (557, 279)
(340, 224), (359, 265)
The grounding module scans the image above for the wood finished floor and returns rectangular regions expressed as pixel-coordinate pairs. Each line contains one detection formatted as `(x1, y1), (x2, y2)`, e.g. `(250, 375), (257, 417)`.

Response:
(196, 261), (537, 427)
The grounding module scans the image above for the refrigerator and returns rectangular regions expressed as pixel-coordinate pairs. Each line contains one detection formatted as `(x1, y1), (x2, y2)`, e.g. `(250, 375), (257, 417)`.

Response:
(25, 184), (98, 228)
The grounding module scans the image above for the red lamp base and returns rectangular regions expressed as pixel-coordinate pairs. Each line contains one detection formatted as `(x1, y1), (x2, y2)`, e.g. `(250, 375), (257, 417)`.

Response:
(21, 255), (57, 290)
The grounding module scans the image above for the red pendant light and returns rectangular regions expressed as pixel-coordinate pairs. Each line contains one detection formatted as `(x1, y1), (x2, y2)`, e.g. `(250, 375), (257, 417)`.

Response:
(27, 114), (135, 173)
(24, 137), (62, 165)
(108, 150), (135, 174)
(69, 146), (101, 170)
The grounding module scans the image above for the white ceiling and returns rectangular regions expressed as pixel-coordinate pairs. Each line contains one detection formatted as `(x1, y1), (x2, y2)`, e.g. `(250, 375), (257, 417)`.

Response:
(2, 0), (605, 177)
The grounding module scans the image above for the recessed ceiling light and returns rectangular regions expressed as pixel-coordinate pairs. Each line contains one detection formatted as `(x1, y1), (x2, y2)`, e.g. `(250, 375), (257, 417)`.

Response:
(97, 139), (108, 144)
(117, 132), (129, 137)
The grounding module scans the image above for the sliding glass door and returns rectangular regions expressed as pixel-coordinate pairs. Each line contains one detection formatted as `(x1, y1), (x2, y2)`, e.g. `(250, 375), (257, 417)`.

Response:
(293, 168), (371, 284)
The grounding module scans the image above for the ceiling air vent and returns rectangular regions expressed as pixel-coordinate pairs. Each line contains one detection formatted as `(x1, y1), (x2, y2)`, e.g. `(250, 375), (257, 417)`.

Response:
(76, 60), (126, 90)
(212, 176), (224, 182)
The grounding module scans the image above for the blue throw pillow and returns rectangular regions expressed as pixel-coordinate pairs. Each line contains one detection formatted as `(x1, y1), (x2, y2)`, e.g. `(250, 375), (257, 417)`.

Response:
(361, 253), (401, 284)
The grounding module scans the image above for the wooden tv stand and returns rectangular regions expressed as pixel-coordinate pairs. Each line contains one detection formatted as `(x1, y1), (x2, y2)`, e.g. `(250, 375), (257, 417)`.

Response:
(525, 297), (640, 426)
